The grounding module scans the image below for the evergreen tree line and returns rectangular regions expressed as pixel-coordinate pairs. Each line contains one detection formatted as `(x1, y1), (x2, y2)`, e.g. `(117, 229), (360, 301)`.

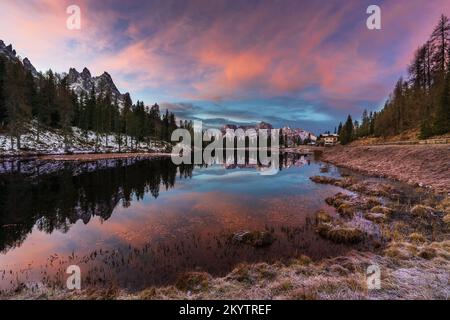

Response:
(337, 15), (450, 144)
(0, 56), (181, 151)
(0, 158), (194, 252)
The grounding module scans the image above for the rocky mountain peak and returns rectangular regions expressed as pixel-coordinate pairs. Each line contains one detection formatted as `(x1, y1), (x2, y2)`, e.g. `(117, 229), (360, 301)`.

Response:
(81, 67), (92, 80)
(67, 68), (80, 84)
(0, 40), (39, 77)
(100, 71), (112, 79)
(0, 40), (18, 61)
(66, 66), (129, 108)
(1, 39), (130, 109)
(23, 57), (38, 77)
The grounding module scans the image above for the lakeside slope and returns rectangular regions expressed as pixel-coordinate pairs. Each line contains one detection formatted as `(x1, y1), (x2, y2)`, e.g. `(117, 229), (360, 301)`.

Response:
(322, 144), (450, 195)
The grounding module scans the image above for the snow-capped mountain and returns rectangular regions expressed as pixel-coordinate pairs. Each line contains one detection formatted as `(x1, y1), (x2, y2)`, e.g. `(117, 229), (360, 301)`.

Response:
(1, 39), (130, 107)
(0, 40), (39, 77)
(67, 67), (130, 107)
(0, 40), (17, 61)
(281, 125), (317, 142)
(220, 122), (316, 142)
(221, 121), (274, 133)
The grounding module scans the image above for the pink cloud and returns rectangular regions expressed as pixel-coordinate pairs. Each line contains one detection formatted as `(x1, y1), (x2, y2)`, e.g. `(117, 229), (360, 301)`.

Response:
(1, 0), (450, 112)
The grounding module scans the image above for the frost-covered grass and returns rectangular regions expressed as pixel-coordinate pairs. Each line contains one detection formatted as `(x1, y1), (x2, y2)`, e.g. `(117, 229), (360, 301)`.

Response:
(4, 242), (449, 300)
(0, 122), (171, 155)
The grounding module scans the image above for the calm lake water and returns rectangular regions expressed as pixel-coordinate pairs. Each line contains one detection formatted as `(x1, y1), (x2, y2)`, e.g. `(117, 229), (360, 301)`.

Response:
(0, 153), (358, 292)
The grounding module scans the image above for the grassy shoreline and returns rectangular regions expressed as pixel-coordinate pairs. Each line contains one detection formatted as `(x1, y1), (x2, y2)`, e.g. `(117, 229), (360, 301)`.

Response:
(321, 144), (450, 195)
(1, 145), (449, 300)
(2, 163), (449, 300)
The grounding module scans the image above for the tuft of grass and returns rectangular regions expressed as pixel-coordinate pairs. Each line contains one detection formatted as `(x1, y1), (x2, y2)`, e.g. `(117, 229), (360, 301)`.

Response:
(316, 223), (364, 244)
(309, 176), (354, 188)
(232, 230), (276, 247)
(293, 255), (312, 266)
(254, 263), (277, 280)
(408, 232), (427, 244)
(325, 193), (351, 207)
(384, 242), (417, 260)
(228, 264), (254, 284)
(337, 203), (356, 218)
(310, 175), (339, 184)
(436, 197), (450, 213)
(175, 272), (211, 292)
(85, 287), (119, 300)
(315, 210), (332, 223)
(271, 281), (294, 294)
(365, 197), (382, 209)
(443, 214), (450, 225)
(410, 205), (435, 218)
(288, 287), (318, 300)
(364, 212), (386, 223)
(371, 205), (394, 215)
(418, 247), (437, 260)
(139, 288), (157, 300)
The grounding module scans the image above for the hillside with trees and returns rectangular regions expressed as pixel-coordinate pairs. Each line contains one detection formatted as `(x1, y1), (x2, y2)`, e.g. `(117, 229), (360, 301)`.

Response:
(0, 44), (183, 153)
(337, 15), (450, 144)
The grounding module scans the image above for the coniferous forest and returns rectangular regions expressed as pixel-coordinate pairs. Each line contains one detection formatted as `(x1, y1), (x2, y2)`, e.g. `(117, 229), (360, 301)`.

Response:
(338, 15), (450, 144)
(0, 54), (185, 151)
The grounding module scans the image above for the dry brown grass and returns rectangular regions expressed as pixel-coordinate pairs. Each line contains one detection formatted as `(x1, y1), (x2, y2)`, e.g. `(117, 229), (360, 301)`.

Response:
(410, 205), (435, 218)
(316, 223), (364, 244)
(444, 214), (450, 225)
(364, 212), (386, 223)
(4, 241), (449, 300)
(337, 203), (356, 218)
(315, 209), (332, 223)
(175, 272), (211, 292)
(371, 205), (394, 216)
(408, 232), (427, 244)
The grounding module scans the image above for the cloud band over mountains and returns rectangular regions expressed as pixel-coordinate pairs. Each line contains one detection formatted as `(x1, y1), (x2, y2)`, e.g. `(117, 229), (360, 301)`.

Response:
(1, 0), (449, 132)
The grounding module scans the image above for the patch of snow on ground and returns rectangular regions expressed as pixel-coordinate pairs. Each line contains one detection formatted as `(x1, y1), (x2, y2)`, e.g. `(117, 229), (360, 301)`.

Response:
(0, 123), (171, 156)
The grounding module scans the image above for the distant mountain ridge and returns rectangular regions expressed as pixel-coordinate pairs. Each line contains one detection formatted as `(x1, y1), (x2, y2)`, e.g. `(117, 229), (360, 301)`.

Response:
(0, 40), (38, 77)
(221, 122), (317, 142)
(66, 67), (130, 107)
(0, 39), (129, 107)
(221, 121), (273, 132)
(0, 39), (179, 154)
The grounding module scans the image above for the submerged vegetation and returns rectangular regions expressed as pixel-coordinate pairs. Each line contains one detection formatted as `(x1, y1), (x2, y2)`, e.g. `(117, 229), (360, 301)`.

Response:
(1, 159), (448, 300)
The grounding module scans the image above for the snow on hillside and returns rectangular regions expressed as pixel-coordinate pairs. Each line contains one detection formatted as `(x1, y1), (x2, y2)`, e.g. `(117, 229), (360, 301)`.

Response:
(0, 122), (171, 156)
(67, 67), (129, 109)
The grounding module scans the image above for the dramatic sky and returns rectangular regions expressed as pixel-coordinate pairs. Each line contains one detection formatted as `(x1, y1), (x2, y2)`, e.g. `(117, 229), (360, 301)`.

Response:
(1, 0), (450, 133)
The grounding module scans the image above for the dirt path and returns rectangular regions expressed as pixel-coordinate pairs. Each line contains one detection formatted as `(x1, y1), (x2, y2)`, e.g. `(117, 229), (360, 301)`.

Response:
(322, 144), (450, 195)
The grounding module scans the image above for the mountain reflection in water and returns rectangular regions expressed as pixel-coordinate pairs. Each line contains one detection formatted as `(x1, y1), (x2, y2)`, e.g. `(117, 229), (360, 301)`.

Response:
(0, 153), (355, 292)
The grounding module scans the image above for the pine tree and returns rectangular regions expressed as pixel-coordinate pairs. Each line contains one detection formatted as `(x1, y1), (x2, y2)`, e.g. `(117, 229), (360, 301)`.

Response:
(112, 96), (122, 152)
(0, 56), (6, 128)
(430, 15), (450, 76)
(4, 61), (32, 149)
(337, 122), (342, 136)
(433, 71), (450, 134)
(122, 94), (133, 147)
(25, 70), (38, 117)
(340, 115), (354, 145)
(56, 76), (74, 152)
(337, 16), (450, 139)
(36, 70), (57, 142)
